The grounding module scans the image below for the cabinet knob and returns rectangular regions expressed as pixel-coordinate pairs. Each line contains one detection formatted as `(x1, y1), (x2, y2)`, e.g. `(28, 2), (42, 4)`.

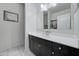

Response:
(58, 47), (62, 50)
(38, 44), (41, 47)
(52, 52), (54, 54)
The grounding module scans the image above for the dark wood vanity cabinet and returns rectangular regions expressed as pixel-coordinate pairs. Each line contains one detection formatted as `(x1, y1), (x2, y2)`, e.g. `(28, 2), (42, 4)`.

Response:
(29, 35), (51, 56)
(29, 35), (79, 56)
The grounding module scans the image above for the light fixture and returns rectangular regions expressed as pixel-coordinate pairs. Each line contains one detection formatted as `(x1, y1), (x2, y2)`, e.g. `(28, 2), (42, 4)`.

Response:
(40, 4), (47, 11)
(40, 3), (57, 11)
(41, 4), (44, 9)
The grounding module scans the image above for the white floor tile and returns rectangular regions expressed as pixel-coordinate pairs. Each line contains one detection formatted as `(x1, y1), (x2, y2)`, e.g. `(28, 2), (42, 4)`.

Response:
(0, 46), (34, 56)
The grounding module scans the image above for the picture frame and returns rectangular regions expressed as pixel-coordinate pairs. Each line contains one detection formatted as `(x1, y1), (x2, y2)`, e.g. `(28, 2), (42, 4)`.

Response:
(3, 10), (19, 22)
(50, 20), (57, 29)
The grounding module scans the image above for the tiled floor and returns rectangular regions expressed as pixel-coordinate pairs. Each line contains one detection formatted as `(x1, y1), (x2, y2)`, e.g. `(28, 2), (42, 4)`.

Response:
(0, 46), (34, 56)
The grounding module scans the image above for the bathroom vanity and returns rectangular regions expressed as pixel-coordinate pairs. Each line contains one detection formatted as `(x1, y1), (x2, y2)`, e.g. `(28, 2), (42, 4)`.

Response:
(28, 32), (79, 56)
(27, 3), (79, 56)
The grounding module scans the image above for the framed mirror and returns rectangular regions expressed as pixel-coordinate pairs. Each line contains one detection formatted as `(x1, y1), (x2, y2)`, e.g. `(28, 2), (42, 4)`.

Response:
(41, 3), (74, 33)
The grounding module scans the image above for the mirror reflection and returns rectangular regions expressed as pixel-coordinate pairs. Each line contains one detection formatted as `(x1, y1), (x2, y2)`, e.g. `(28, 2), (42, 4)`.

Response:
(42, 3), (71, 30)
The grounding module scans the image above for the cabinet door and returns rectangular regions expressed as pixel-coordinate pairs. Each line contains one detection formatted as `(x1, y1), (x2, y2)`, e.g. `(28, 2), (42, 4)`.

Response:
(33, 42), (40, 56)
(39, 44), (51, 56)
(37, 37), (51, 56)
(51, 42), (69, 56)
(29, 35), (33, 51)
(29, 35), (40, 56)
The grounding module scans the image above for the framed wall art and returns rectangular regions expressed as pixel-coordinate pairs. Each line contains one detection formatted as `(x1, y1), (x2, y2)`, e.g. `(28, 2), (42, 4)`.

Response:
(3, 10), (19, 22)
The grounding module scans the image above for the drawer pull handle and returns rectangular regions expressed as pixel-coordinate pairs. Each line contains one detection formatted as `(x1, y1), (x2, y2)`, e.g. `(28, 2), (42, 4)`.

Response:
(52, 52), (54, 54)
(59, 47), (62, 50)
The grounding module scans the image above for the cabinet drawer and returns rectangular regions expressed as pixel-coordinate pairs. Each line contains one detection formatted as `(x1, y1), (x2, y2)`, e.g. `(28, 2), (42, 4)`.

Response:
(51, 50), (69, 56)
(51, 42), (69, 56)
(51, 51), (63, 56)
(51, 42), (67, 50)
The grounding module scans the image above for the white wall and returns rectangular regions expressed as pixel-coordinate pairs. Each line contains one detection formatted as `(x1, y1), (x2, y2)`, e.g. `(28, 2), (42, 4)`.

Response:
(74, 8), (79, 34)
(25, 3), (44, 51)
(0, 3), (25, 52)
(25, 3), (38, 50)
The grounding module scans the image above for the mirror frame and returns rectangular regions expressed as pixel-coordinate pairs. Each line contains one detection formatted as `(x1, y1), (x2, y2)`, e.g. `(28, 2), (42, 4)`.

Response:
(42, 3), (77, 34)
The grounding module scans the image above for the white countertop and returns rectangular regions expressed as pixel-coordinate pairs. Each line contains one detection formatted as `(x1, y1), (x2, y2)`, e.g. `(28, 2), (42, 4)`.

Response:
(28, 32), (79, 49)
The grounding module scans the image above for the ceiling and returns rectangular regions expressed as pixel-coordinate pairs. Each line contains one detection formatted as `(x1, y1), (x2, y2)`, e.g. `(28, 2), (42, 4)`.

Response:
(33, 3), (71, 14)
(48, 3), (71, 13)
